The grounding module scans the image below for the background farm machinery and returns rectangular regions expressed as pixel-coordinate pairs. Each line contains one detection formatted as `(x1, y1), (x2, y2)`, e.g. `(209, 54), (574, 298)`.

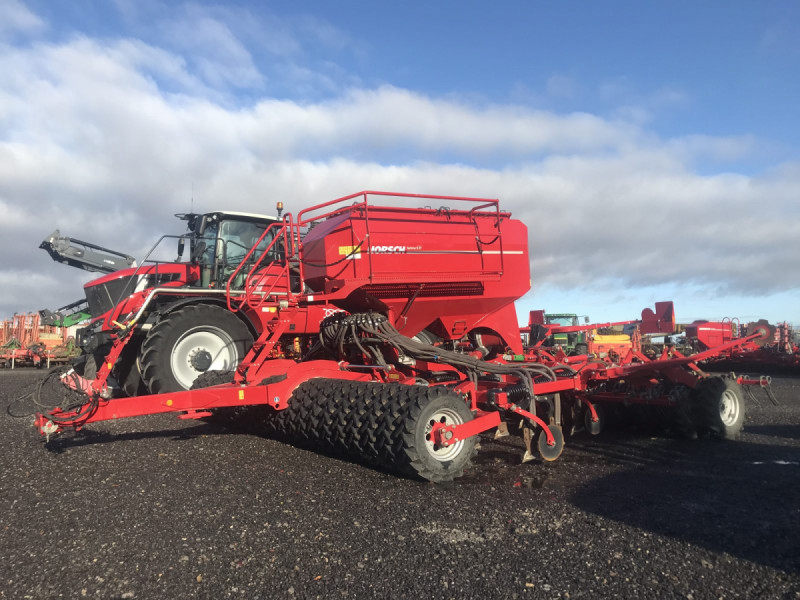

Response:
(528, 309), (798, 375)
(539, 313), (589, 354)
(32, 191), (773, 482)
(682, 319), (800, 372)
(0, 312), (79, 368)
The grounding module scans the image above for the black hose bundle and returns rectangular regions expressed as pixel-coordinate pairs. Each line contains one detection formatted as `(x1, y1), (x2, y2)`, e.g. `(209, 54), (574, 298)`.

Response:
(318, 312), (572, 400)
(9, 366), (99, 425)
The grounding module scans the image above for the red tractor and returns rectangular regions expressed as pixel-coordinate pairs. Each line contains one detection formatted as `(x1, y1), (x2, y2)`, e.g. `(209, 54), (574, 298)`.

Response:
(49, 209), (289, 394)
(35, 191), (767, 482)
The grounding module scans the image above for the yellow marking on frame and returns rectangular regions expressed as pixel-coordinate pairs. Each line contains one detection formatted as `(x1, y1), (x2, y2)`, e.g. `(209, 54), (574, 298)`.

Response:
(338, 245), (361, 259)
(238, 390), (245, 400)
(166, 399), (173, 407)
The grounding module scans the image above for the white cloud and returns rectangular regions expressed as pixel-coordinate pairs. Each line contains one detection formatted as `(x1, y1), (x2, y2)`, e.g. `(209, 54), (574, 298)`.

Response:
(158, 6), (264, 89)
(0, 0), (45, 38)
(108, 1), (359, 99)
(0, 23), (797, 320)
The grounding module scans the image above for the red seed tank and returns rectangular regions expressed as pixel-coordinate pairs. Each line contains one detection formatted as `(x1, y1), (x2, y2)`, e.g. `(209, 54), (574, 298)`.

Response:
(299, 200), (530, 353)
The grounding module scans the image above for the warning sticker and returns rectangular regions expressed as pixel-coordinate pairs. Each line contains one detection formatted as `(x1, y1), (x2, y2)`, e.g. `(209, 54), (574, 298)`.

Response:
(338, 245), (361, 260)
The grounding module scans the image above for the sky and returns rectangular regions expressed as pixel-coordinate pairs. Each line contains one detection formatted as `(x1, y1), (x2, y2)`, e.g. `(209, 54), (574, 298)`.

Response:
(0, 0), (799, 326)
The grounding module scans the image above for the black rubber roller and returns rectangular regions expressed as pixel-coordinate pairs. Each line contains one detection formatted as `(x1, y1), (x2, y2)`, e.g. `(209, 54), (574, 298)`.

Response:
(273, 379), (477, 483)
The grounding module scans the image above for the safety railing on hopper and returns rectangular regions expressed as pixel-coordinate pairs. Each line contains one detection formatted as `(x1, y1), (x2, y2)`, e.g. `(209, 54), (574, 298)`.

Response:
(293, 190), (510, 291)
(467, 198), (506, 277)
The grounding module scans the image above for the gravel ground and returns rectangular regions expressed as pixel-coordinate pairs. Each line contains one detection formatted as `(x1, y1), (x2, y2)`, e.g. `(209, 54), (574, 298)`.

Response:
(1, 369), (799, 600)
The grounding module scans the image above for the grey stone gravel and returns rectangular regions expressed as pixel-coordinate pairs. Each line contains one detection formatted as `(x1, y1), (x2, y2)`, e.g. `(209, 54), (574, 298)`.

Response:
(1, 369), (798, 599)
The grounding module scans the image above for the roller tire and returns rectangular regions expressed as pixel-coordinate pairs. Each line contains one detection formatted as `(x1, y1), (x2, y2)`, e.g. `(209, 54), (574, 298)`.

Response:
(141, 304), (252, 394)
(695, 377), (745, 440)
(272, 379), (476, 482)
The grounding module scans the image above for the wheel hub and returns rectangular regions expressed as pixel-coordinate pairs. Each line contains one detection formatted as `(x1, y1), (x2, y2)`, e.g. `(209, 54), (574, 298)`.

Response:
(719, 389), (740, 426)
(189, 349), (213, 372)
(171, 326), (237, 389)
(424, 408), (465, 461)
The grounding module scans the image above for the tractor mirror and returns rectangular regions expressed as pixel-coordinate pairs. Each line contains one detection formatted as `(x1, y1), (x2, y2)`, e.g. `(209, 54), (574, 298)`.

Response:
(190, 241), (206, 263)
(177, 237), (185, 260)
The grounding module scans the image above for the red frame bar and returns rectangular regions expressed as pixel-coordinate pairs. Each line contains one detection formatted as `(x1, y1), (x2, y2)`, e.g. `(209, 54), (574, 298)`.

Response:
(37, 360), (372, 434)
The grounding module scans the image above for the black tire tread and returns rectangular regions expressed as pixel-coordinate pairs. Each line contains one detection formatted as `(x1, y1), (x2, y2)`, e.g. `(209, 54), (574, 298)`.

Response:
(694, 376), (745, 439)
(140, 304), (252, 394)
(114, 335), (147, 397)
(669, 383), (697, 439)
(191, 370), (242, 425)
(191, 369), (235, 389)
(272, 379), (476, 482)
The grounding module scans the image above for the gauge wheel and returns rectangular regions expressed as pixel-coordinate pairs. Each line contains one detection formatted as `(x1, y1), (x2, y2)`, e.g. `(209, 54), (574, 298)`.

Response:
(401, 387), (477, 482)
(695, 376), (745, 439)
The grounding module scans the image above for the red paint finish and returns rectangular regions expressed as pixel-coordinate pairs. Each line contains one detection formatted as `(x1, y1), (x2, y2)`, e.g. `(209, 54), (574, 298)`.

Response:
(36, 192), (771, 471)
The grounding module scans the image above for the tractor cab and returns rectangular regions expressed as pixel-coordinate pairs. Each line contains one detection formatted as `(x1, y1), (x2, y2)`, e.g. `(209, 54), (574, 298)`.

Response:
(179, 211), (282, 289)
(544, 313), (589, 354)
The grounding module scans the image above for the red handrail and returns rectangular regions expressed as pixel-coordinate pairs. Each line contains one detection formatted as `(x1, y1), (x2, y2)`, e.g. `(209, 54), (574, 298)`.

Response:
(293, 191), (507, 290)
(225, 220), (291, 312)
(295, 190), (503, 228)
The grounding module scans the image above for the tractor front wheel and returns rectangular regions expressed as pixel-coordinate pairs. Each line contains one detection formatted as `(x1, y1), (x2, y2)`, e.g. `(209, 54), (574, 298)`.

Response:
(141, 304), (253, 393)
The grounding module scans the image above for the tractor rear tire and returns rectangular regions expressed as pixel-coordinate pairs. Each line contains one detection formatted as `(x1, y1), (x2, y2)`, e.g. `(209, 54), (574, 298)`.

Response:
(274, 379), (476, 482)
(695, 377), (745, 439)
(141, 304), (253, 394)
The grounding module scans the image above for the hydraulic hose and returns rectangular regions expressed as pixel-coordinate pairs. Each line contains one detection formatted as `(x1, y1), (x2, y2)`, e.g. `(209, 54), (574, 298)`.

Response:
(318, 312), (561, 399)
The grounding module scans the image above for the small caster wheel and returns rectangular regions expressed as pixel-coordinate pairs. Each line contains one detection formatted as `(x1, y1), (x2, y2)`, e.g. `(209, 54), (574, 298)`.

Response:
(584, 403), (605, 436)
(537, 424), (564, 461)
